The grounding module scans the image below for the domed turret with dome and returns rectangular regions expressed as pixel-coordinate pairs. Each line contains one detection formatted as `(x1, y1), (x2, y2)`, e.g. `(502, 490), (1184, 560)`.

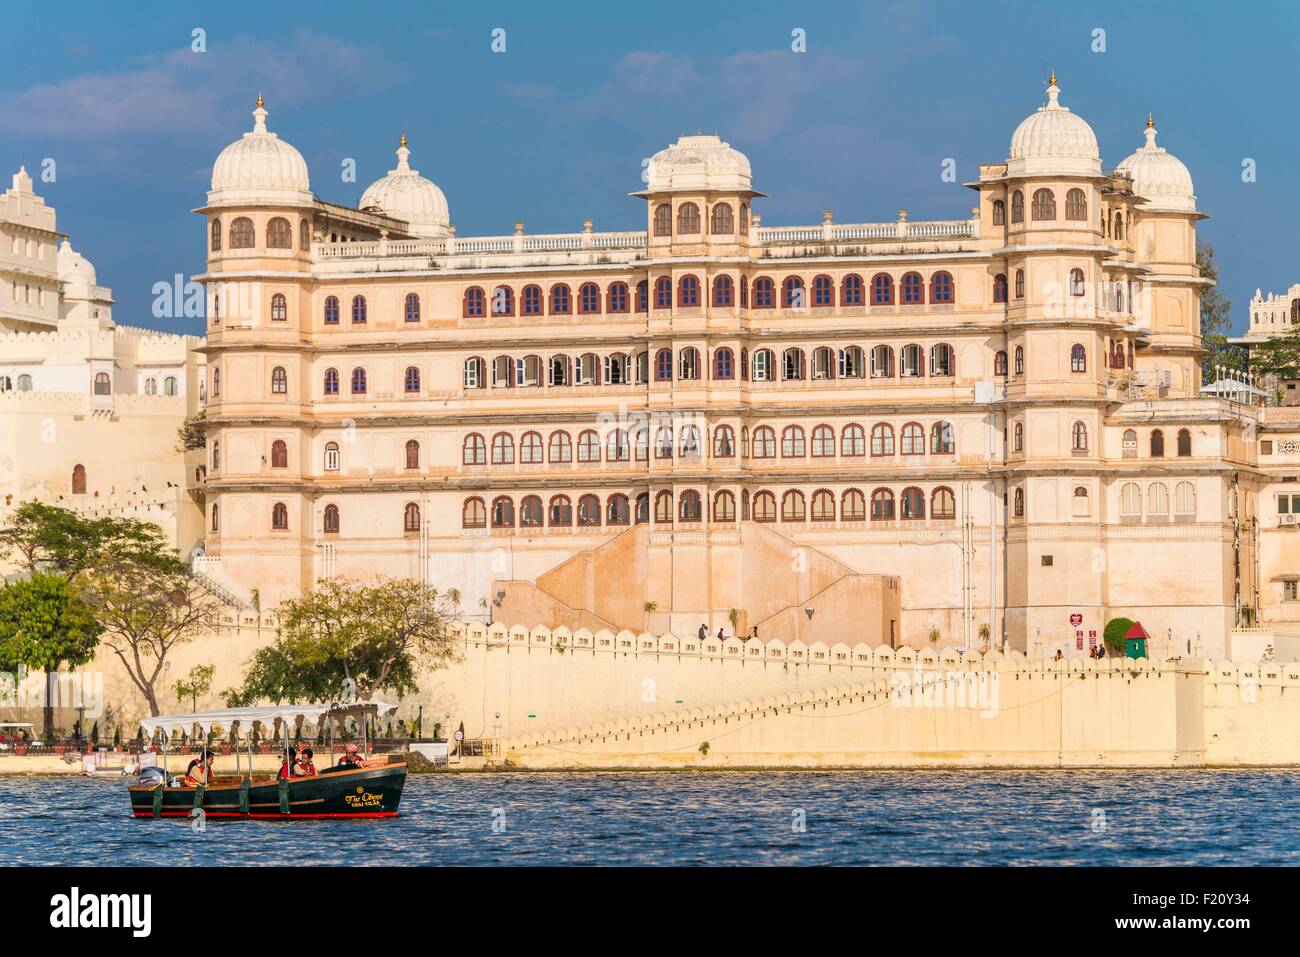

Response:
(1007, 72), (1101, 177)
(643, 133), (760, 194)
(1115, 115), (1196, 212)
(209, 95), (312, 207)
(359, 133), (451, 237)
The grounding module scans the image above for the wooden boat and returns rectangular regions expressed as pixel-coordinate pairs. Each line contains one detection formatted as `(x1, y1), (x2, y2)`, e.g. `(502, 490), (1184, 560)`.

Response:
(128, 701), (407, 820)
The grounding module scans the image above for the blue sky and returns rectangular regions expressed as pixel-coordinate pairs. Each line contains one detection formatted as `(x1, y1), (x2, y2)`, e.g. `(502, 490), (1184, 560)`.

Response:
(1, 0), (1296, 336)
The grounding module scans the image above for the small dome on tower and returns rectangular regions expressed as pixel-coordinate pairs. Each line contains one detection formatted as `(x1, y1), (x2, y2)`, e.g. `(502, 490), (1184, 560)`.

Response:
(644, 134), (756, 193)
(209, 95), (312, 206)
(358, 133), (451, 237)
(57, 239), (96, 295)
(1115, 115), (1196, 212)
(1008, 73), (1101, 177)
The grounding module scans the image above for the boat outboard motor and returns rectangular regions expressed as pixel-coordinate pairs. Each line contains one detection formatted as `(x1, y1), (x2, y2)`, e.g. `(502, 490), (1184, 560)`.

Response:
(138, 766), (168, 788)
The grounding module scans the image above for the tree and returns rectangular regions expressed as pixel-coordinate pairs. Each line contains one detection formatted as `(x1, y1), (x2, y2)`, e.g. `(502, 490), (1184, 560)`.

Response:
(0, 574), (103, 737)
(79, 547), (224, 717)
(176, 410), (207, 453)
(229, 578), (460, 706)
(0, 503), (173, 580)
(1103, 617), (1134, 656)
(174, 663), (215, 712)
(1248, 324), (1300, 381)
(1197, 242), (1244, 379)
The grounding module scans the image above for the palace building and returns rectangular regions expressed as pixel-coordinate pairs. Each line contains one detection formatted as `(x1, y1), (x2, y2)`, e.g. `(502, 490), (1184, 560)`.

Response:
(195, 79), (1271, 657)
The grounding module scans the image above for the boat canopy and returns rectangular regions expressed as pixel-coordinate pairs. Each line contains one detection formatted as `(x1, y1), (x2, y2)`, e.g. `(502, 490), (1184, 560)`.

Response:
(139, 701), (398, 738)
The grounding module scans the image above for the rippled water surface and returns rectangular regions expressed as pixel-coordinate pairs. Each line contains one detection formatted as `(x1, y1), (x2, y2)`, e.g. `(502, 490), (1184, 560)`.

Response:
(0, 770), (1296, 866)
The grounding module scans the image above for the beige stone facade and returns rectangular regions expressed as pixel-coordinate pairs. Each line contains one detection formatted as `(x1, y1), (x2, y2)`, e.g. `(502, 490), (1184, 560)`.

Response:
(196, 84), (1268, 658)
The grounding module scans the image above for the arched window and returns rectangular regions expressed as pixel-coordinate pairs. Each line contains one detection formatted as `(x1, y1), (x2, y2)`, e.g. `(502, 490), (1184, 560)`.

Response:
(403, 502), (421, 532)
(164, 376), (177, 396)
(676, 347), (699, 381)
(492, 432), (515, 465)
(230, 217), (254, 248)
(211, 367), (219, 397)
(521, 284), (542, 316)
(654, 348), (673, 382)
(458, 433), (485, 466)
(842, 274), (863, 307)
(781, 425), (806, 458)
(678, 275), (700, 307)
(271, 366), (287, 394)
(1072, 421), (1089, 452)
(1113, 213), (1124, 240)
(608, 494), (631, 526)
(577, 429), (601, 462)
(710, 203), (734, 234)
(462, 498), (486, 528)
(324, 296), (339, 324)
(1122, 428), (1138, 459)
(404, 439), (420, 470)
(521, 431), (544, 464)
(751, 348), (774, 381)
(752, 491), (777, 523)
(548, 431), (572, 463)
(323, 504), (340, 534)
(519, 496), (543, 528)
(404, 366), (421, 394)
(782, 347), (805, 381)
(1073, 486), (1091, 518)
(94, 372), (111, 395)
(1177, 428), (1192, 457)
(1031, 188), (1056, 221)
(677, 202), (700, 234)
(901, 272), (924, 305)
(781, 490), (806, 523)
(1069, 268), (1085, 297)
(549, 284), (571, 315)
(300, 218), (310, 251)
(811, 425), (835, 458)
(654, 490), (673, 524)
(323, 368), (340, 396)
(654, 276), (673, 309)
(267, 217), (292, 248)
(931, 487), (956, 520)
(870, 344), (894, 378)
(351, 295), (367, 324)
(270, 293), (287, 321)
(1065, 188), (1087, 221)
(810, 489), (835, 522)
(753, 276), (775, 308)
(679, 490), (702, 522)
(930, 271), (954, 304)
(901, 422), (926, 456)
(871, 273), (894, 306)
(871, 423), (895, 456)
(1120, 482), (1142, 518)
(1150, 429), (1165, 457)
(782, 276), (805, 309)
(994, 350), (1008, 376)
(930, 343), (954, 377)
(71, 464), (86, 495)
(713, 490), (736, 523)
(813, 274), (835, 307)
(491, 497), (514, 528)
(1148, 482), (1170, 520)
(1013, 487), (1025, 518)
(841, 423), (865, 457)
(404, 292), (421, 322)
(350, 368), (367, 394)
(210, 218), (221, 251)
(324, 441), (340, 471)
(1014, 269), (1025, 299)
(752, 426), (776, 458)
(271, 502), (289, 530)
(635, 492), (650, 524)
(1010, 190), (1024, 224)
(1014, 422), (1024, 452)
(144, 378), (157, 395)
(900, 344), (924, 378)
(713, 346), (734, 380)
(992, 200), (1005, 226)
(463, 286), (486, 318)
(1070, 343), (1086, 372)
(871, 488), (895, 521)
(1014, 346), (1024, 375)
(842, 489), (866, 521)
(579, 282), (601, 314)
(712, 425), (735, 458)
(993, 273), (1008, 303)
(712, 275), (734, 307)
(931, 421), (955, 454)
(608, 282), (629, 313)
(270, 440), (287, 468)
(654, 204), (672, 236)
(211, 441), (220, 470)
(1174, 481), (1196, 519)
(578, 494), (602, 527)
(211, 503), (219, 531)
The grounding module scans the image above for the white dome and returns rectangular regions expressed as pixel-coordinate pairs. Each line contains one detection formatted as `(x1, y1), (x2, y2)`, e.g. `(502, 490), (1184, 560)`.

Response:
(358, 135), (450, 237)
(1115, 117), (1196, 212)
(1008, 75), (1101, 177)
(209, 96), (312, 206)
(57, 239), (96, 295)
(644, 134), (755, 193)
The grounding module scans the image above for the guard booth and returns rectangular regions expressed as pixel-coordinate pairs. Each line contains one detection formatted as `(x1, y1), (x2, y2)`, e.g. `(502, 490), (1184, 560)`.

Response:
(1123, 621), (1150, 659)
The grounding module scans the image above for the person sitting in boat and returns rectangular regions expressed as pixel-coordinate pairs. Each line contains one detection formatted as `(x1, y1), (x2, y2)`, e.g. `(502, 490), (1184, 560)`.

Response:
(278, 746), (297, 780)
(182, 749), (212, 787)
(295, 746), (317, 776)
(336, 742), (365, 768)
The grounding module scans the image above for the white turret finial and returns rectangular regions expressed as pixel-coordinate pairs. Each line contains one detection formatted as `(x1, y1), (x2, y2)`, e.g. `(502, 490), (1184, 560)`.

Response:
(252, 92), (268, 133)
(1143, 113), (1159, 150)
(396, 131), (411, 172)
(1045, 69), (1061, 109)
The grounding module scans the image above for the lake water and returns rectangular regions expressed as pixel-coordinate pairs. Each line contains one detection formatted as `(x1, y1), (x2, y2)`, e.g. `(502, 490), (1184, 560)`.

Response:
(1, 769), (1295, 866)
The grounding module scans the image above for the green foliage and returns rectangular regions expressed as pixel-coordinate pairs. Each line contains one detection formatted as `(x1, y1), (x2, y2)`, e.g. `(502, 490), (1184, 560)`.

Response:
(1196, 242), (1245, 379)
(0, 502), (175, 581)
(176, 410), (207, 453)
(928, 626), (941, 645)
(230, 578), (460, 705)
(174, 663), (216, 711)
(1103, 617), (1134, 652)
